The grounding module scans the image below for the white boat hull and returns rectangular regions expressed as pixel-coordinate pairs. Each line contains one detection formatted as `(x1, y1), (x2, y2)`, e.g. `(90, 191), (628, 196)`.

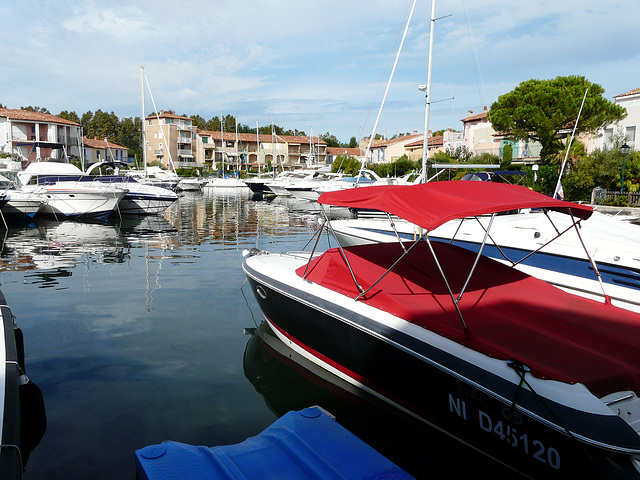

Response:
(28, 185), (125, 220)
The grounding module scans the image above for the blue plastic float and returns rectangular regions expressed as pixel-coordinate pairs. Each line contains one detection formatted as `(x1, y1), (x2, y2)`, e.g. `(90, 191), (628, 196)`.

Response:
(135, 406), (415, 480)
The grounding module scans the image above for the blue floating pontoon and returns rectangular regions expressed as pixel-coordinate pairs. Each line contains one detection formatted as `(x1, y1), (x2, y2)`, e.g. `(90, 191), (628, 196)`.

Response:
(135, 406), (415, 480)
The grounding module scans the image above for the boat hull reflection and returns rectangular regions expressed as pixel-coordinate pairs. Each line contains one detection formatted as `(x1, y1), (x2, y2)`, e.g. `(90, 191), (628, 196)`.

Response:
(243, 321), (521, 480)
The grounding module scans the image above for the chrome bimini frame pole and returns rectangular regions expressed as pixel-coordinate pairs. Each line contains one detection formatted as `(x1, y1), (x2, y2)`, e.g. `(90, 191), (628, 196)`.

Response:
(305, 205), (366, 295)
(355, 233), (426, 301)
(567, 209), (611, 303)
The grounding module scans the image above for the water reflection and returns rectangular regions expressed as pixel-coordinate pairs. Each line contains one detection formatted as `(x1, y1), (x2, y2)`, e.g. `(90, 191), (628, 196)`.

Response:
(0, 191), (331, 279)
(243, 322), (524, 479)
(1, 189), (348, 480)
(0, 220), (130, 273)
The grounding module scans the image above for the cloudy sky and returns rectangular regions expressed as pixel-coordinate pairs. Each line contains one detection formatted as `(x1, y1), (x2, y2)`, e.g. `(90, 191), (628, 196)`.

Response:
(1, 0), (638, 143)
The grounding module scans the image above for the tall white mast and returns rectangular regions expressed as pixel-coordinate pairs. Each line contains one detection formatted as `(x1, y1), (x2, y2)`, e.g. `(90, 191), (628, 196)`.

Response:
(256, 121), (261, 172)
(420, 0), (437, 183)
(141, 66), (147, 173)
(358, 0), (417, 181)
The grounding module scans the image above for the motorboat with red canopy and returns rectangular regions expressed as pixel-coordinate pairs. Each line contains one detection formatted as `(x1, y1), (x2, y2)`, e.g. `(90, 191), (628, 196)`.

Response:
(326, 182), (640, 314)
(243, 181), (640, 479)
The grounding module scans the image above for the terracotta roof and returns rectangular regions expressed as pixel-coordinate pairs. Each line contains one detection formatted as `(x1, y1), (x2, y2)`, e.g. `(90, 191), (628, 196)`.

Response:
(146, 111), (192, 121)
(327, 147), (362, 156)
(196, 129), (325, 145)
(82, 137), (127, 150)
(614, 87), (640, 99)
(406, 135), (443, 148)
(0, 108), (80, 126)
(462, 110), (489, 123)
(366, 133), (423, 148)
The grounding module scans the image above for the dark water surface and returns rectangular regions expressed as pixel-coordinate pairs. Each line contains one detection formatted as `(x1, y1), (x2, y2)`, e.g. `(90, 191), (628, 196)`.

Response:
(1, 189), (518, 480)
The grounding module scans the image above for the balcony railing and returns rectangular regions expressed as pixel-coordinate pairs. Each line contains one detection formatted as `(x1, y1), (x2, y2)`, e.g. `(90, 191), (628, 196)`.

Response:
(11, 134), (80, 144)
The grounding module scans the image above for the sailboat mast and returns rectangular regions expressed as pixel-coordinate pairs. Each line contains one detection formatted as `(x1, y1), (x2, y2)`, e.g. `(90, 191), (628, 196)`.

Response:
(256, 121), (261, 172)
(421, 0), (437, 183)
(141, 66), (147, 173)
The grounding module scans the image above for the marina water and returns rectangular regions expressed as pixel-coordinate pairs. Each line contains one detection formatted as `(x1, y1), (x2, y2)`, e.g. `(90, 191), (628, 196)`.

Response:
(1, 189), (520, 479)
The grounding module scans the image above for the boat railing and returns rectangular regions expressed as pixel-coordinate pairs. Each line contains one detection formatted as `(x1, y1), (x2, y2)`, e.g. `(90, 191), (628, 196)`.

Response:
(34, 174), (129, 193)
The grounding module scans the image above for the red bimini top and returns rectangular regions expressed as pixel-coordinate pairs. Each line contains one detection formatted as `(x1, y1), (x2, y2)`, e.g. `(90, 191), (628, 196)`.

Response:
(297, 241), (640, 398)
(317, 181), (593, 231)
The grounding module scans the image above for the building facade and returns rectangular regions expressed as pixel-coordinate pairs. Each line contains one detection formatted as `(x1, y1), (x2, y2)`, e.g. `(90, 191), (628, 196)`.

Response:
(361, 133), (423, 164)
(326, 147), (362, 165)
(144, 111), (196, 169)
(82, 137), (128, 165)
(594, 87), (640, 152)
(195, 130), (327, 171)
(0, 108), (82, 164)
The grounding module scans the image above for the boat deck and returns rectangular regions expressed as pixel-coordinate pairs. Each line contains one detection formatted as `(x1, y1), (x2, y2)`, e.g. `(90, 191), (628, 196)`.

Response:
(298, 241), (640, 397)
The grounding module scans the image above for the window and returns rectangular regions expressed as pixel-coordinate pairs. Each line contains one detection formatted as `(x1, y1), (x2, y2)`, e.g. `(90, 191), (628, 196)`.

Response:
(625, 126), (636, 145)
(603, 128), (614, 148)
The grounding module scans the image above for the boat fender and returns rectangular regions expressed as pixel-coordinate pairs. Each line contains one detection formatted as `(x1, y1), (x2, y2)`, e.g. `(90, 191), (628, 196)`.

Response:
(14, 326), (25, 372)
(19, 379), (47, 466)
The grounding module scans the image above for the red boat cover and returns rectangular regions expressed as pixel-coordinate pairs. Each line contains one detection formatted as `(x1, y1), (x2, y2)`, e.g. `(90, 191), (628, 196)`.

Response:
(317, 182), (593, 231)
(297, 241), (640, 397)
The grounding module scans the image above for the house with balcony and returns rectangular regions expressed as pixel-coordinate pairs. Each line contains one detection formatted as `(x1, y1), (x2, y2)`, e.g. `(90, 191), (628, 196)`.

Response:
(145, 111), (196, 169)
(361, 133), (423, 164)
(326, 147), (362, 165)
(0, 108), (82, 164)
(591, 87), (640, 152)
(442, 129), (465, 154)
(82, 137), (128, 165)
(404, 133), (444, 162)
(461, 107), (542, 163)
(462, 107), (500, 157)
(195, 130), (327, 171)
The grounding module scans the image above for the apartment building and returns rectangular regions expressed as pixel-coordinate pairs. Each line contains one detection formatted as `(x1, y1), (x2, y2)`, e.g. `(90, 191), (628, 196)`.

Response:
(196, 130), (327, 171)
(82, 137), (128, 165)
(144, 111), (196, 169)
(0, 108), (82, 163)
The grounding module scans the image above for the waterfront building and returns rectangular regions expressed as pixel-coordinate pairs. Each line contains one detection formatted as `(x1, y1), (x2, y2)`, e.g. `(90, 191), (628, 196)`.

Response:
(404, 133), (444, 162)
(0, 108), (82, 164)
(361, 133), (423, 164)
(460, 107), (542, 163)
(82, 137), (129, 165)
(195, 130), (327, 172)
(326, 147), (363, 165)
(145, 111), (196, 169)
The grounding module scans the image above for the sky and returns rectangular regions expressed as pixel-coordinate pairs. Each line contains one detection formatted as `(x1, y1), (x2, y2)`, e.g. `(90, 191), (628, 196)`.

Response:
(1, 0), (638, 143)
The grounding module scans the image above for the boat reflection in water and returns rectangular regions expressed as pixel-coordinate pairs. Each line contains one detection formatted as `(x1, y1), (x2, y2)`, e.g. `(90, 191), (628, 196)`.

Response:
(243, 321), (521, 479)
(0, 215), (179, 279)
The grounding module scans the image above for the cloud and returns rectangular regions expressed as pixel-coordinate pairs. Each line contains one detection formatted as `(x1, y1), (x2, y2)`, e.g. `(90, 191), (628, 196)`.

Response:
(1, 0), (638, 141)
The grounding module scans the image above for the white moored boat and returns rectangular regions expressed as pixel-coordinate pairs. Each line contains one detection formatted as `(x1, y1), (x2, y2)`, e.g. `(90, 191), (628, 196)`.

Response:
(86, 162), (178, 215)
(19, 162), (126, 221)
